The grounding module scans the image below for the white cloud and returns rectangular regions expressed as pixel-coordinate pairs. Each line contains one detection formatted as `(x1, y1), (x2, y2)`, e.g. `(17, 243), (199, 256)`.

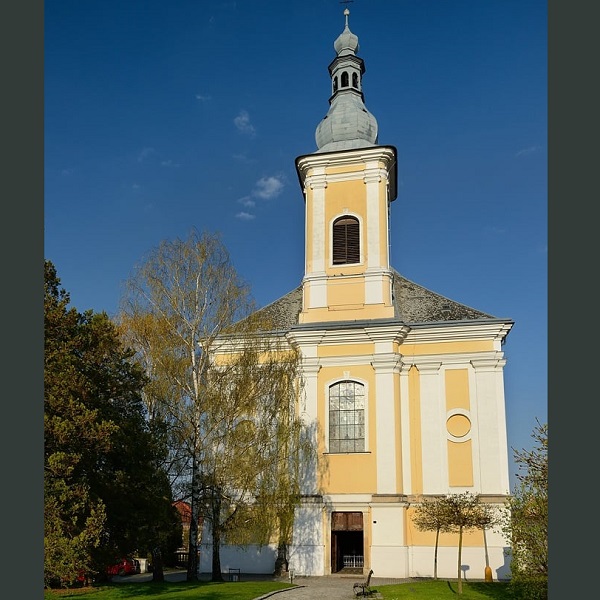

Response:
(238, 197), (256, 208)
(161, 159), (180, 168)
(515, 145), (541, 158)
(132, 183), (140, 190)
(484, 225), (506, 235)
(61, 168), (73, 176)
(232, 153), (256, 164)
(253, 175), (284, 199)
(196, 93), (211, 101)
(236, 211), (255, 221)
(234, 110), (256, 136)
(137, 147), (156, 163)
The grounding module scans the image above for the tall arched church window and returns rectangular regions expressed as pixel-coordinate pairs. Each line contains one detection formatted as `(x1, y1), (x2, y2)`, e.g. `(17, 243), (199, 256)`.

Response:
(352, 73), (359, 88)
(333, 76), (338, 93)
(329, 381), (365, 453)
(341, 71), (349, 87)
(332, 216), (360, 264)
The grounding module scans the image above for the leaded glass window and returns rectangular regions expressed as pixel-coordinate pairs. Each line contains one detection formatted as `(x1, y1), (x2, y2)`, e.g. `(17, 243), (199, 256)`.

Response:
(329, 381), (365, 453)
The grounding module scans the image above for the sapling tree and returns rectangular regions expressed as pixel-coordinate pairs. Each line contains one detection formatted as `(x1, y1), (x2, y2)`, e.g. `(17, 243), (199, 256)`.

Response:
(442, 492), (491, 595)
(412, 495), (455, 580)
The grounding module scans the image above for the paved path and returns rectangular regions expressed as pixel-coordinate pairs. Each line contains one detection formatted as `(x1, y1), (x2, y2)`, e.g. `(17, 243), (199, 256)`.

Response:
(255, 575), (415, 600)
(116, 570), (417, 599)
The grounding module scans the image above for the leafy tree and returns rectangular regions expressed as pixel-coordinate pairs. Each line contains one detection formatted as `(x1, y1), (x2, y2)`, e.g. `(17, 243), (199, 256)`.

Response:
(196, 343), (312, 579)
(118, 229), (313, 582)
(45, 260), (116, 587)
(475, 502), (498, 583)
(502, 420), (548, 600)
(412, 495), (456, 580)
(44, 260), (179, 586)
(413, 492), (495, 595)
(442, 492), (495, 595)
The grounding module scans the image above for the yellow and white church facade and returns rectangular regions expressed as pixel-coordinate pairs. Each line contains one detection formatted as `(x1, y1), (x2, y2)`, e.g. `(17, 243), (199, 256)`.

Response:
(201, 9), (513, 581)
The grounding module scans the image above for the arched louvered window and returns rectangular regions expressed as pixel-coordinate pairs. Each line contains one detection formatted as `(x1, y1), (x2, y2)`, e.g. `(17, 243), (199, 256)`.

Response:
(329, 381), (365, 453)
(352, 73), (359, 88)
(332, 216), (360, 264)
(341, 71), (349, 87)
(333, 76), (338, 93)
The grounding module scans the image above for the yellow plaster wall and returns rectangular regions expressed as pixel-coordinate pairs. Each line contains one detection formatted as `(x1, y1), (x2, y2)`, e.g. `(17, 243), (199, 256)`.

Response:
(326, 164), (367, 176)
(405, 507), (484, 546)
(300, 304), (394, 323)
(328, 277), (365, 306)
(401, 340), (493, 356)
(447, 440), (474, 486)
(445, 369), (470, 411)
(408, 366), (423, 494)
(318, 343), (375, 357)
(322, 453), (377, 492)
(445, 369), (474, 487)
(318, 364), (377, 494)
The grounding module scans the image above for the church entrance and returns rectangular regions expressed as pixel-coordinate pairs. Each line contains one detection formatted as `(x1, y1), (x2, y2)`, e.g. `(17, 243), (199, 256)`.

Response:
(331, 511), (364, 574)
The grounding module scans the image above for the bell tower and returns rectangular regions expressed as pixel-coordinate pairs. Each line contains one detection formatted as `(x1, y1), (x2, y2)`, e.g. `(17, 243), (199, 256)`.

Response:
(295, 8), (398, 325)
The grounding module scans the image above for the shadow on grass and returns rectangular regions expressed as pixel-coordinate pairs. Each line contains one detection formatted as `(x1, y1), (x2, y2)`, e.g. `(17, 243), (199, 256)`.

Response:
(110, 580), (292, 599)
(376, 579), (513, 599)
(445, 580), (512, 598)
(45, 580), (294, 600)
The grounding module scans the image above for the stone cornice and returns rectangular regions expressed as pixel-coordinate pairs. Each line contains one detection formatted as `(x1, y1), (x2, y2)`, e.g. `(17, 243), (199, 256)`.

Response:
(296, 146), (398, 200)
(289, 323), (410, 347)
(404, 321), (513, 344)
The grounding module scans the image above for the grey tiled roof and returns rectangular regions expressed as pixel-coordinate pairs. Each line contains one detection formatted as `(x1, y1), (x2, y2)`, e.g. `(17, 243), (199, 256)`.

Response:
(253, 269), (496, 332)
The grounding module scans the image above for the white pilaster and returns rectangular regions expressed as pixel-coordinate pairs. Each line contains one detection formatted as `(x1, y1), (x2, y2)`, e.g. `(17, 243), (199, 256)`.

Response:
(371, 352), (401, 493)
(416, 361), (446, 493)
(399, 361), (413, 494)
(364, 162), (382, 270)
(470, 356), (510, 494)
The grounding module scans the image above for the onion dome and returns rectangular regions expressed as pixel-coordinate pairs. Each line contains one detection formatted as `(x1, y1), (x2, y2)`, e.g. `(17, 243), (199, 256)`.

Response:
(315, 8), (378, 153)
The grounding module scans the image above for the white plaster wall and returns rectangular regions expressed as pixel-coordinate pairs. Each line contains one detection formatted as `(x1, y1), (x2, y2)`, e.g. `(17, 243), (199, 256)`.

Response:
(370, 505), (409, 577)
(288, 503), (325, 576)
(371, 546), (409, 578)
(409, 545), (510, 581)
(198, 541), (278, 575)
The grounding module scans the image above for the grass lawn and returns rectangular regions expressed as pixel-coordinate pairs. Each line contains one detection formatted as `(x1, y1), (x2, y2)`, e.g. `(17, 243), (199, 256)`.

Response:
(43, 580), (294, 600)
(377, 580), (513, 599)
(44, 579), (515, 600)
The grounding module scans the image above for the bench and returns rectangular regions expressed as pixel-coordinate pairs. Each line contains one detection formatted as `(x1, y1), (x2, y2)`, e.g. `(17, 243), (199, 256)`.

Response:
(353, 569), (374, 596)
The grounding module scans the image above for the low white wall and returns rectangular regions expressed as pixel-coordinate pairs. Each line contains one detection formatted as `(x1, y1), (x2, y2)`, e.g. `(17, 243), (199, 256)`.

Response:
(198, 542), (278, 575)
(409, 545), (511, 581)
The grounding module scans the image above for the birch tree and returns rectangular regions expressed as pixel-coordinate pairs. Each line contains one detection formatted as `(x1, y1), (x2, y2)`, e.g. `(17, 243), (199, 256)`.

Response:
(118, 229), (312, 581)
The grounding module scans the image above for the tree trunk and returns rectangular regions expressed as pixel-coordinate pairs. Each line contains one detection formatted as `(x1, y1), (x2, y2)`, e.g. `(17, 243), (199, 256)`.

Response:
(151, 547), (164, 582)
(186, 459), (200, 581)
(434, 527), (440, 580)
(211, 493), (224, 582)
(274, 540), (289, 576)
(482, 526), (492, 582)
(457, 525), (463, 595)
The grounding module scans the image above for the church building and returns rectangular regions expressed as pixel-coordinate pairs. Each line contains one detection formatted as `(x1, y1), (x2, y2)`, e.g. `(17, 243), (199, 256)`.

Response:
(201, 8), (513, 581)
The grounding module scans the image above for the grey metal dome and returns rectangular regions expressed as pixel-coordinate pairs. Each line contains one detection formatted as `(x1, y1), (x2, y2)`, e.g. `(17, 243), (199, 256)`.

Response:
(315, 8), (378, 153)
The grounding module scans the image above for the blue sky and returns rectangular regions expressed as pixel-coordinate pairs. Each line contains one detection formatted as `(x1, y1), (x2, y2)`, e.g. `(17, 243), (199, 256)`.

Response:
(44, 0), (547, 489)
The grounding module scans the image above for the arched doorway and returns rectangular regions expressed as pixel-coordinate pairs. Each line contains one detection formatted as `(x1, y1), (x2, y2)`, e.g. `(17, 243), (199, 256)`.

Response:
(331, 511), (364, 573)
